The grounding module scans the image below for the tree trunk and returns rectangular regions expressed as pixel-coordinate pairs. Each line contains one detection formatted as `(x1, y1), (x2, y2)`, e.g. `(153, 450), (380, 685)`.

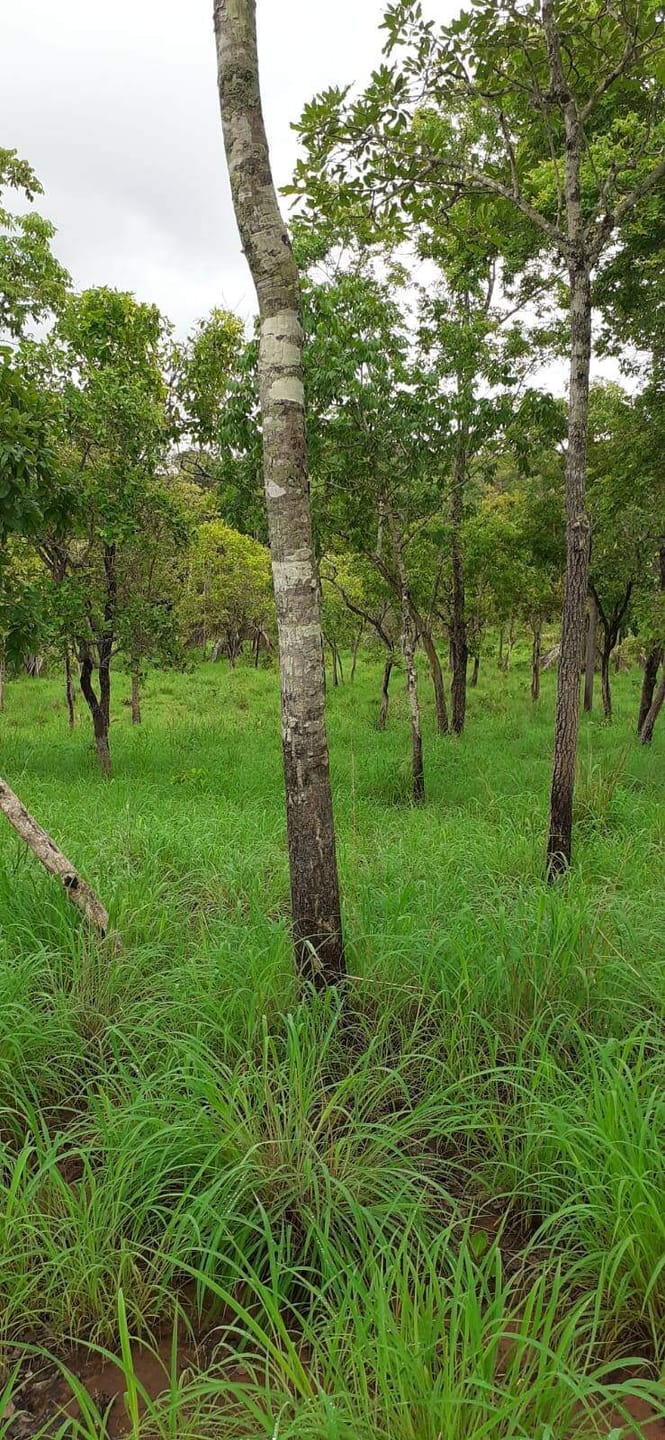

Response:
(450, 424), (468, 735)
(497, 627), (504, 668)
(600, 642), (612, 721)
(421, 627), (449, 735)
(253, 628), (261, 668)
(0, 776), (111, 937)
(583, 594), (596, 713)
(64, 645), (76, 731)
(350, 623), (363, 681)
(387, 506), (424, 801)
(640, 661), (665, 745)
(502, 617), (516, 673)
(531, 627), (541, 702)
(546, 251), (593, 878)
(378, 656), (393, 731)
(331, 642), (339, 689)
(638, 647), (662, 735)
(130, 665), (142, 725)
(214, 0), (344, 985)
(471, 654), (480, 687)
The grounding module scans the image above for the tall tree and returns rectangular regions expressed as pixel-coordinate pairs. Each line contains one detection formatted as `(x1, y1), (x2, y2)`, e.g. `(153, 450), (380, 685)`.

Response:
(213, 0), (344, 985)
(295, 0), (665, 873)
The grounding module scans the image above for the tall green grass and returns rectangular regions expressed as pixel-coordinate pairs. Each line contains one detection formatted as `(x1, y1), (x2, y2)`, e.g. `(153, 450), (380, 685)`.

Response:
(0, 650), (663, 1434)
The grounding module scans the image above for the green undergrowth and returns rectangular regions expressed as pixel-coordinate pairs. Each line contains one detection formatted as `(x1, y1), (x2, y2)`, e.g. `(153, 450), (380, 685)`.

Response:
(0, 651), (663, 1436)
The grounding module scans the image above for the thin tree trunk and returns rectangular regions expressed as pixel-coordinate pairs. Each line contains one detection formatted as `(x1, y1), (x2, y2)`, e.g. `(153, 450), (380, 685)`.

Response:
(421, 627), (449, 735)
(497, 627), (504, 668)
(64, 645), (76, 731)
(546, 266), (593, 875)
(130, 664), (142, 725)
(450, 423), (468, 735)
(387, 506), (424, 802)
(600, 643), (612, 720)
(638, 647), (662, 734)
(583, 594), (596, 712)
(640, 661), (665, 745)
(254, 629), (261, 667)
(378, 655), (393, 731)
(0, 776), (110, 936)
(336, 644), (344, 684)
(214, 0), (344, 984)
(531, 627), (541, 702)
(471, 654), (480, 687)
(350, 623), (363, 681)
(330, 642), (339, 689)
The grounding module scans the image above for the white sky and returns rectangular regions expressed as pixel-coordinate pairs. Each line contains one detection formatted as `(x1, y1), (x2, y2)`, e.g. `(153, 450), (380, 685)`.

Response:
(0, 0), (424, 335)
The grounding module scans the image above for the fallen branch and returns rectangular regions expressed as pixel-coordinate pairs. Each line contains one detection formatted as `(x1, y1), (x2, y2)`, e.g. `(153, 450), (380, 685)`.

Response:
(0, 776), (110, 937)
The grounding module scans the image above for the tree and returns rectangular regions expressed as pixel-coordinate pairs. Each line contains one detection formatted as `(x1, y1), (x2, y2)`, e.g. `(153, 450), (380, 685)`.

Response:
(295, 0), (665, 874)
(178, 518), (272, 665)
(213, 0), (344, 984)
(37, 287), (172, 773)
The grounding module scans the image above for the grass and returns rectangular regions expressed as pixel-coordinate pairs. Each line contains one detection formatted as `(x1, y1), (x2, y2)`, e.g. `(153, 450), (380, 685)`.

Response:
(0, 646), (664, 1436)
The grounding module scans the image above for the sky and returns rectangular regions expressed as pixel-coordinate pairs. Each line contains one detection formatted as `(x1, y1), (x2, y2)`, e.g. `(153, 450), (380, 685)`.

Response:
(1, 0), (409, 335)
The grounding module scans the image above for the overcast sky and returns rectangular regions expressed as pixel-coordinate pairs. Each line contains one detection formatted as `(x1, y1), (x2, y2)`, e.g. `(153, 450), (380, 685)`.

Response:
(1, 0), (427, 334)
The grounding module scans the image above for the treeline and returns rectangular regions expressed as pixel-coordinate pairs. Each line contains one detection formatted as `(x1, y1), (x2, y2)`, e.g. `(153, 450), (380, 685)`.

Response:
(1, 0), (665, 976)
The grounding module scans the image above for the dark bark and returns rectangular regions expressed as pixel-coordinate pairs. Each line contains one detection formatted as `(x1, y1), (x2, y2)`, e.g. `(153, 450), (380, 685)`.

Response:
(640, 660), (665, 745)
(471, 654), (480, 688)
(450, 425), (468, 735)
(78, 542), (115, 778)
(592, 580), (633, 723)
(64, 646), (76, 732)
(583, 594), (596, 713)
(546, 191), (593, 877)
(330, 642), (339, 689)
(378, 656), (393, 731)
(130, 665), (142, 725)
(531, 627), (541, 702)
(638, 648), (662, 734)
(214, 0), (344, 984)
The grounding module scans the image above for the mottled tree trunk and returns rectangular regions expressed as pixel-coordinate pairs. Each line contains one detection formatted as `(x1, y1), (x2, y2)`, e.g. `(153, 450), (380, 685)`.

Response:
(640, 661), (665, 745)
(583, 594), (596, 713)
(546, 233), (592, 873)
(450, 425), (468, 735)
(214, 0), (344, 984)
(639, 648), (662, 735)
(64, 645), (76, 731)
(471, 654), (480, 688)
(130, 664), (142, 725)
(531, 626), (541, 702)
(387, 507), (424, 801)
(378, 656), (393, 731)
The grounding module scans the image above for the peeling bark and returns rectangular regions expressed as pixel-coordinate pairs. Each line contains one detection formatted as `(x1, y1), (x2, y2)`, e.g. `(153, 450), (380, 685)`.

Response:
(214, 0), (344, 984)
(0, 777), (110, 936)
